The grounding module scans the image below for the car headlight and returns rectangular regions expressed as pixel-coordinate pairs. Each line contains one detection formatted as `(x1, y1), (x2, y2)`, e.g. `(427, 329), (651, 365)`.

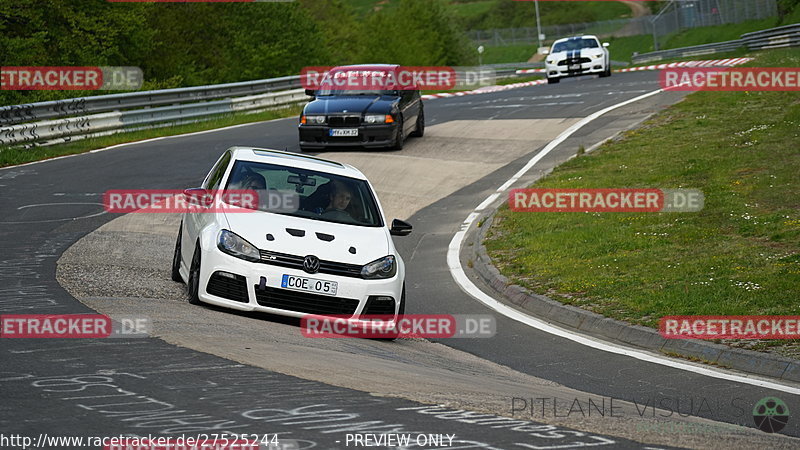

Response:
(303, 115), (325, 125)
(546, 59), (555, 65)
(592, 54), (603, 59)
(218, 230), (260, 262)
(361, 255), (396, 279)
(364, 114), (389, 124)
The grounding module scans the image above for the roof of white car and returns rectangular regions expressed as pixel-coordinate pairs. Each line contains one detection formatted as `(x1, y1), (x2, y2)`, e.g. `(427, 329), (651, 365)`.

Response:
(229, 147), (367, 179)
(552, 35), (599, 44)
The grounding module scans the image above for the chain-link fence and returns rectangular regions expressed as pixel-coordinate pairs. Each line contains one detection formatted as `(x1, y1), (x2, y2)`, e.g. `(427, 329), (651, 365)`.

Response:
(467, 0), (779, 49)
(651, 0), (778, 49)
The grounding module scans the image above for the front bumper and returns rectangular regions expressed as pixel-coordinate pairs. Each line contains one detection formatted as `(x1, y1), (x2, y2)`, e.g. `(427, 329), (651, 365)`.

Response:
(546, 61), (605, 78)
(299, 123), (398, 149)
(198, 245), (403, 319)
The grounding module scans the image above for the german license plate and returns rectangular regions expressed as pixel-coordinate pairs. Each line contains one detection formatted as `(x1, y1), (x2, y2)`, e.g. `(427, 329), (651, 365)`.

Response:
(329, 128), (358, 137)
(568, 64), (581, 71)
(281, 274), (338, 296)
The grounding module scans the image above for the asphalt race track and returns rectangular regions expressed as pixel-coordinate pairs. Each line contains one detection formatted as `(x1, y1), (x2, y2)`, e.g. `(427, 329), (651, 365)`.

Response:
(2, 72), (799, 449)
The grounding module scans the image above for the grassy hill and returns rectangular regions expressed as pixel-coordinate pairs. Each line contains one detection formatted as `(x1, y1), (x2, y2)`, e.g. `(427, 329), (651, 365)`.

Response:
(348, 0), (639, 29)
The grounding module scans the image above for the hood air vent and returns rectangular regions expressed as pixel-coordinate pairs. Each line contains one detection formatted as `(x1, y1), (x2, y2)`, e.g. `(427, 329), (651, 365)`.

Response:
(286, 228), (305, 237)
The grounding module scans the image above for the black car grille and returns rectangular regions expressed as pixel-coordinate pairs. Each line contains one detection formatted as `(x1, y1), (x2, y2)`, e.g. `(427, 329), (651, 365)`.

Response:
(362, 296), (396, 316)
(559, 57), (592, 66)
(259, 250), (363, 278)
(328, 116), (361, 127)
(206, 272), (249, 303)
(254, 286), (359, 316)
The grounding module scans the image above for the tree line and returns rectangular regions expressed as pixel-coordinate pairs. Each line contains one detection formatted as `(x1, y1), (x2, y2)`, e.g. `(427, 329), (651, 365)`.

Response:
(0, 0), (471, 106)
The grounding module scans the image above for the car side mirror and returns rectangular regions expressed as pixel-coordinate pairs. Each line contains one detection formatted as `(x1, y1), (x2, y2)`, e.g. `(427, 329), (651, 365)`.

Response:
(390, 219), (412, 236)
(304, 89), (316, 97)
(602, 42), (610, 48)
(183, 188), (213, 207)
(539, 47), (550, 55)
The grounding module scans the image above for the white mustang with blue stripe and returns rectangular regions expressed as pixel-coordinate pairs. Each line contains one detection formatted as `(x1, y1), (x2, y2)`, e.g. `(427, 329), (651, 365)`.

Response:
(544, 35), (610, 84)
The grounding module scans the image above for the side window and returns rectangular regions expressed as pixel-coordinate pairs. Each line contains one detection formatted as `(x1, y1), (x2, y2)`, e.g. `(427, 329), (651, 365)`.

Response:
(204, 151), (232, 190)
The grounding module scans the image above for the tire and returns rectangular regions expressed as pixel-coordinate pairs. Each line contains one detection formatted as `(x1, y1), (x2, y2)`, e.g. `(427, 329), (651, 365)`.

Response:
(410, 108), (424, 138)
(599, 65), (611, 78)
(547, 76), (560, 84)
(171, 223), (184, 283)
(391, 117), (405, 150)
(187, 244), (203, 305)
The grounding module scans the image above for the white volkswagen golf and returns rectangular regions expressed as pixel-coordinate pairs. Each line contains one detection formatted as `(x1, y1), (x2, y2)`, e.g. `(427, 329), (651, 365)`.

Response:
(171, 147), (411, 321)
(544, 35), (611, 84)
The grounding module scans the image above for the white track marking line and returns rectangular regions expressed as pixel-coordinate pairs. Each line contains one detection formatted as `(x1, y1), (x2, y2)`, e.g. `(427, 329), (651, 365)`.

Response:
(447, 88), (800, 395)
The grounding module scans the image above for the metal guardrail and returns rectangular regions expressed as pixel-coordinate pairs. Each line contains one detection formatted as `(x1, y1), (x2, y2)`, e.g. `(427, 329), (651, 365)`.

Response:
(741, 22), (800, 49)
(0, 89), (308, 146)
(1, 67), (535, 147)
(0, 75), (302, 127)
(632, 23), (800, 64)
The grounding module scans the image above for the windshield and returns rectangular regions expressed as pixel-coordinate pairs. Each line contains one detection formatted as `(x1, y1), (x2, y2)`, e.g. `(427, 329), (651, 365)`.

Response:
(224, 160), (383, 227)
(552, 38), (600, 53)
(315, 69), (406, 96)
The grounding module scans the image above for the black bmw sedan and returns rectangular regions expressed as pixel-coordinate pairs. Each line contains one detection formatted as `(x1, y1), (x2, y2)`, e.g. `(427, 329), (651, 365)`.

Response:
(298, 64), (424, 151)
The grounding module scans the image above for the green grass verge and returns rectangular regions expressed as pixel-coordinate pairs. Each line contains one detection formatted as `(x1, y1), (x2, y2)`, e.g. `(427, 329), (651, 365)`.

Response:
(784, 5), (800, 24)
(664, 18), (778, 50)
(449, 0), (495, 21)
(0, 105), (303, 168)
(483, 48), (800, 355)
(606, 35), (656, 64)
(607, 16), (792, 63)
(480, 44), (538, 64)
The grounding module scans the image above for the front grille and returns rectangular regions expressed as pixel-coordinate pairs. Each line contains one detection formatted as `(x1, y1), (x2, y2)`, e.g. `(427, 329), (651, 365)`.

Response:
(362, 296), (396, 315)
(206, 272), (249, 303)
(254, 286), (359, 315)
(328, 116), (361, 127)
(559, 57), (592, 66)
(259, 250), (363, 278)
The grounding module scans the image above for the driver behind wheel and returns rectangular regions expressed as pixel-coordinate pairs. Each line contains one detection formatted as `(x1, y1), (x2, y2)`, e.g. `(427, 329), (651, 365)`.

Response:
(319, 180), (354, 221)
